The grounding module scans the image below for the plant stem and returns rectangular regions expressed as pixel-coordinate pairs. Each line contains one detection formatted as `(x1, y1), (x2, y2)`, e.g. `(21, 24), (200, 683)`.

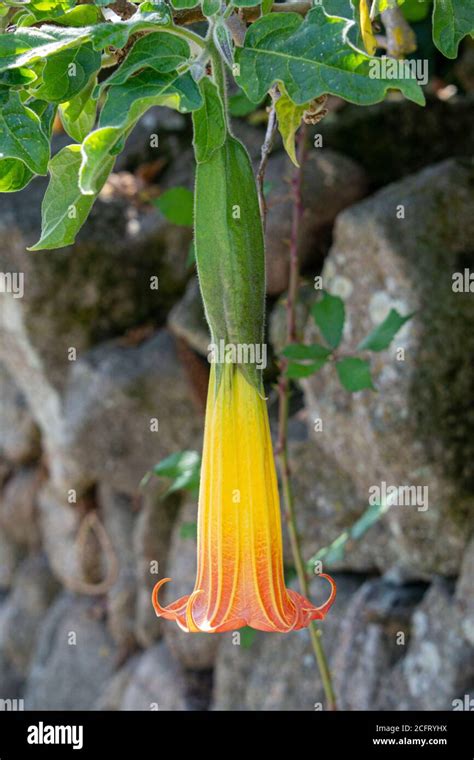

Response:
(209, 34), (230, 127)
(257, 87), (279, 229)
(276, 126), (338, 711)
(168, 24), (207, 51)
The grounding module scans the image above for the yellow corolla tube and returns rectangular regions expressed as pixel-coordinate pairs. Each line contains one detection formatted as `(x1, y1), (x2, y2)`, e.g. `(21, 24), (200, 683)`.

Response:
(152, 363), (336, 633)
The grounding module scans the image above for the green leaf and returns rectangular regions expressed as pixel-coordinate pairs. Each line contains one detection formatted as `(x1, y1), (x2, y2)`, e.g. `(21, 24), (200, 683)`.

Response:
(213, 21), (234, 68)
(311, 532), (348, 566)
(59, 75), (97, 142)
(307, 498), (391, 570)
(88, 9), (172, 50)
(168, 469), (200, 494)
(28, 144), (114, 250)
(286, 360), (328, 378)
(401, 0), (431, 22)
(50, 5), (103, 26)
(34, 44), (101, 103)
(357, 308), (413, 352)
(312, 291), (345, 349)
(262, 0), (273, 14)
(282, 343), (332, 360)
(350, 501), (387, 540)
(0, 66), (38, 86)
(169, 0), (199, 8)
(236, 7), (425, 107)
(80, 66), (202, 194)
(0, 27), (81, 72)
(274, 87), (307, 166)
(151, 450), (201, 496)
(228, 87), (262, 117)
(152, 450), (201, 478)
(20, 3), (102, 27)
(0, 10), (170, 72)
(432, 0), (474, 58)
(0, 90), (49, 186)
(336, 357), (375, 391)
(180, 521), (198, 540)
(14, 100), (56, 189)
(202, 0), (220, 15)
(322, 0), (355, 18)
(0, 159), (34, 193)
(28, 99), (57, 137)
(192, 77), (226, 163)
(103, 32), (192, 88)
(240, 626), (257, 648)
(154, 186), (194, 226)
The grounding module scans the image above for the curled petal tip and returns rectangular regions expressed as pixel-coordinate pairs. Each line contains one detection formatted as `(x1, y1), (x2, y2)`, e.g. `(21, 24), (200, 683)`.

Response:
(185, 589), (205, 633)
(152, 577), (172, 617)
(314, 573), (337, 618)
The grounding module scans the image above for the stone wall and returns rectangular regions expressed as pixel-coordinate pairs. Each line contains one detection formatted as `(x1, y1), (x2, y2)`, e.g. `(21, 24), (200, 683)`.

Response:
(1, 99), (473, 711)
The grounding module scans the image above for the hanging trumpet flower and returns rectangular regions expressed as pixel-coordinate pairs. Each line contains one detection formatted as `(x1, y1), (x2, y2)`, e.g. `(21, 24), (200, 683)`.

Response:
(153, 362), (336, 632)
(152, 50), (336, 633)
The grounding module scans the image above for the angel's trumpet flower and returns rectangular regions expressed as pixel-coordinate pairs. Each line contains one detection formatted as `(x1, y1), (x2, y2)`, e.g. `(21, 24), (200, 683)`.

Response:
(152, 362), (336, 633)
(153, 85), (336, 633)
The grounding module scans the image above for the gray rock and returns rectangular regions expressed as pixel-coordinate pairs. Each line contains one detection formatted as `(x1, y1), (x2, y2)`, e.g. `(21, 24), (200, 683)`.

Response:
(25, 593), (117, 710)
(301, 159), (474, 579)
(213, 572), (473, 711)
(264, 149), (367, 295)
(0, 525), (19, 591)
(0, 175), (193, 490)
(332, 578), (426, 710)
(168, 278), (210, 357)
(114, 106), (188, 174)
(455, 536), (474, 646)
(0, 363), (39, 465)
(212, 574), (363, 710)
(118, 642), (188, 711)
(94, 655), (139, 710)
(0, 173), (190, 394)
(319, 94), (474, 186)
(289, 439), (387, 573)
(162, 498), (221, 670)
(133, 487), (180, 649)
(37, 483), (80, 587)
(25, 330), (203, 496)
(0, 467), (41, 549)
(378, 579), (474, 710)
(54, 330), (203, 495)
(268, 282), (317, 356)
(100, 486), (138, 652)
(231, 120), (268, 163)
(1, 554), (59, 677)
(0, 601), (24, 704)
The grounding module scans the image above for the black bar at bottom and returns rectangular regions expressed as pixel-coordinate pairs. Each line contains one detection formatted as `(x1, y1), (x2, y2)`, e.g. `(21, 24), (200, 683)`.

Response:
(0, 710), (472, 757)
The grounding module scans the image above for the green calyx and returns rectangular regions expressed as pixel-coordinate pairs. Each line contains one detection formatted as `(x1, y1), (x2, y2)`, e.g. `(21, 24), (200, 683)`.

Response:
(193, 74), (266, 391)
